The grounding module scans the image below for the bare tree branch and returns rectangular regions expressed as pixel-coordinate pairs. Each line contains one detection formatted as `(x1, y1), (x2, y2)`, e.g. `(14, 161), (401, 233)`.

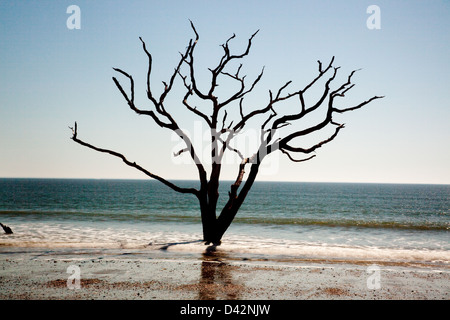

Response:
(216, 133), (245, 161)
(225, 157), (249, 209)
(101, 33), (209, 188)
(186, 23), (210, 102)
(232, 94), (274, 132)
(139, 36), (158, 107)
(177, 70), (212, 126)
(272, 64), (383, 154)
(70, 122), (198, 196)
(280, 149), (316, 163)
(173, 147), (189, 157)
(279, 122), (345, 154)
(271, 59), (338, 130)
(111, 74), (173, 129)
(332, 95), (384, 113)
(221, 110), (228, 131)
(218, 66), (265, 109)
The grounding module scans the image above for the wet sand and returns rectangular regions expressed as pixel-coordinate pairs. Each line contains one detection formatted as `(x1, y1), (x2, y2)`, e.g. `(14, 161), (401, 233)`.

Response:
(0, 245), (449, 300)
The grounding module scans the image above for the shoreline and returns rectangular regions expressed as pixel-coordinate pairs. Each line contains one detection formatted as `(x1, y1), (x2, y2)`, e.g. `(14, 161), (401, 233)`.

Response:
(1, 245), (449, 300)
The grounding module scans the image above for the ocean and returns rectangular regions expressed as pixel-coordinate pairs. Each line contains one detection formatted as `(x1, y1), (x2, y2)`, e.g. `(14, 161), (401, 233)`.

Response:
(0, 178), (449, 265)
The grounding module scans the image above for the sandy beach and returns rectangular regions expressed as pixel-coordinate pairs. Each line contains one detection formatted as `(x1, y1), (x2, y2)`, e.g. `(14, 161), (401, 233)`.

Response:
(1, 244), (448, 301)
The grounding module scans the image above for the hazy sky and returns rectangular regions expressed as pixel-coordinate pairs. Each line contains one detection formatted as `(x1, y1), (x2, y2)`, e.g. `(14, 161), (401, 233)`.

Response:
(0, 0), (449, 184)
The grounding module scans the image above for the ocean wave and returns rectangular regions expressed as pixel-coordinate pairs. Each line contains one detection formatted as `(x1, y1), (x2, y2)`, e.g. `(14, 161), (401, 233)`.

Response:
(1, 222), (449, 266)
(1, 210), (447, 231)
(234, 216), (449, 231)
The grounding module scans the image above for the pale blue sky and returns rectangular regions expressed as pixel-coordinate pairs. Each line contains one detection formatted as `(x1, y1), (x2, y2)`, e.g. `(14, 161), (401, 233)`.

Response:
(0, 0), (449, 184)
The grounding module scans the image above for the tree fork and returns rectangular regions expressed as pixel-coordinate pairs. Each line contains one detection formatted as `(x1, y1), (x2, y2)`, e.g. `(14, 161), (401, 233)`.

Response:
(214, 163), (261, 243)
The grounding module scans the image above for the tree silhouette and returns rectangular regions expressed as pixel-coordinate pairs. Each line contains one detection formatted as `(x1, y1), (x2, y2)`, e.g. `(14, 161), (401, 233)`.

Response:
(70, 22), (383, 245)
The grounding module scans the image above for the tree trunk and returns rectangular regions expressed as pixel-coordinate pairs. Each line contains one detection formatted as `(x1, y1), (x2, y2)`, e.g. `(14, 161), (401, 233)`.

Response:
(201, 164), (260, 245)
(200, 202), (219, 244)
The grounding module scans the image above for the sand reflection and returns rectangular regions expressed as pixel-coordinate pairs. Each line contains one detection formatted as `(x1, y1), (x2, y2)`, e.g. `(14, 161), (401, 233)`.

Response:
(198, 246), (241, 300)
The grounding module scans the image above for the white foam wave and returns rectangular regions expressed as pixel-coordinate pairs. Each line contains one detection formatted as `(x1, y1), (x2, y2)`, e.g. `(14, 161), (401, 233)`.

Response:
(1, 222), (448, 266)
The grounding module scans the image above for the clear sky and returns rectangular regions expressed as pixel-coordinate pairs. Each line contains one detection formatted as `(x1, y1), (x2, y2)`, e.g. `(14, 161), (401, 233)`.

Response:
(0, 0), (449, 184)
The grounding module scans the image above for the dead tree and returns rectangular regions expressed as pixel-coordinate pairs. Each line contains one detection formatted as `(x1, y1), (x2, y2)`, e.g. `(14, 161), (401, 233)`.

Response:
(70, 22), (383, 245)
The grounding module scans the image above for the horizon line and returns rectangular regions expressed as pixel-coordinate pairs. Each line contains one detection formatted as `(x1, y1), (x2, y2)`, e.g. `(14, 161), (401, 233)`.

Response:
(0, 176), (449, 186)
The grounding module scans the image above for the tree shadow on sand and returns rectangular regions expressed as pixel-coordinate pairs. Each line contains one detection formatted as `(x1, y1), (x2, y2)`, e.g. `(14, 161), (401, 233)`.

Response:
(157, 239), (204, 251)
(154, 240), (243, 299)
(197, 245), (242, 300)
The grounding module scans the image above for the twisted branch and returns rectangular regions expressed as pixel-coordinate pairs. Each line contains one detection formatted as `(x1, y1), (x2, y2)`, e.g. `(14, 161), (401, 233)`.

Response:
(70, 122), (198, 195)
